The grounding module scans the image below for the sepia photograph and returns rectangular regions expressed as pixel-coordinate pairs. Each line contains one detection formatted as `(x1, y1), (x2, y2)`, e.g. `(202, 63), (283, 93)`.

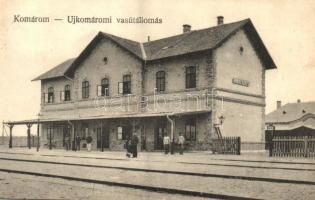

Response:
(0, 0), (315, 199)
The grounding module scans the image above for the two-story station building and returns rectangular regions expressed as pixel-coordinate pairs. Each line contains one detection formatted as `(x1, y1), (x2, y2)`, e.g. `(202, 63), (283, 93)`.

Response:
(31, 17), (276, 151)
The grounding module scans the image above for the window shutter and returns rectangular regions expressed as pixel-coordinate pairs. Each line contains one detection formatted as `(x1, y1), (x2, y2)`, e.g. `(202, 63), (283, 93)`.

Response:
(97, 85), (102, 96)
(118, 82), (123, 94)
(44, 93), (48, 103)
(60, 91), (65, 101)
(117, 126), (122, 140)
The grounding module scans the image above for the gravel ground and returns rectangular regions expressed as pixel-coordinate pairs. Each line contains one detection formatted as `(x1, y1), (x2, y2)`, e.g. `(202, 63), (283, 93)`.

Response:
(0, 152), (314, 182)
(0, 172), (210, 200)
(0, 148), (315, 200)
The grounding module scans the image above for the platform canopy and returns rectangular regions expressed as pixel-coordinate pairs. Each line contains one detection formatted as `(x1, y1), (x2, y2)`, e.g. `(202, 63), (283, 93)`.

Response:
(3, 119), (40, 126)
(4, 110), (211, 126)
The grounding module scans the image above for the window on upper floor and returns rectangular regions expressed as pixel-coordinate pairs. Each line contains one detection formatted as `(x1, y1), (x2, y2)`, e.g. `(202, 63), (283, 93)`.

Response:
(59, 84), (71, 101)
(156, 71), (165, 92)
(97, 78), (109, 96)
(185, 66), (196, 89)
(185, 117), (196, 141)
(65, 85), (71, 101)
(122, 74), (131, 94)
(82, 81), (89, 99)
(60, 85), (71, 102)
(46, 87), (54, 103)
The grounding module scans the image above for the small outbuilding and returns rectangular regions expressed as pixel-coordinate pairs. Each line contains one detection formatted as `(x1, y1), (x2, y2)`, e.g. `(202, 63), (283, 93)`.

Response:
(265, 100), (315, 137)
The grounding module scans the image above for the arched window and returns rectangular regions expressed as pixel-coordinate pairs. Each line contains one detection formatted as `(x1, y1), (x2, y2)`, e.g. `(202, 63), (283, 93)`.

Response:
(65, 85), (71, 101)
(156, 71), (165, 92)
(47, 87), (54, 103)
(101, 78), (109, 96)
(82, 81), (89, 99)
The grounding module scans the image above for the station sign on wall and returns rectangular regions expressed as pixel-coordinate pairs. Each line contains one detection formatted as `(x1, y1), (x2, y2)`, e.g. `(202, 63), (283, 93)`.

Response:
(232, 78), (250, 87)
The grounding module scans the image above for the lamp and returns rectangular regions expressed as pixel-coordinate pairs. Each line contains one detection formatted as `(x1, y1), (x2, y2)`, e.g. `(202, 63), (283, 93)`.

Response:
(218, 115), (225, 125)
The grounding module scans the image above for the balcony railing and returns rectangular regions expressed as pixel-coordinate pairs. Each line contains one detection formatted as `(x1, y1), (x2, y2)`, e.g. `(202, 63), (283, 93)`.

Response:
(41, 88), (214, 116)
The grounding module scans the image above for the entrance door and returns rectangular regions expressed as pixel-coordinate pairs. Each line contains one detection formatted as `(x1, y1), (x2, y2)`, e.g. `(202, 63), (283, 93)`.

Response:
(155, 119), (167, 150)
(97, 126), (109, 149)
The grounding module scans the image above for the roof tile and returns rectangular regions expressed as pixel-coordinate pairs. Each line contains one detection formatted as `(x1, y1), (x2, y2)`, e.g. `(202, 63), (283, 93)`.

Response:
(33, 18), (275, 81)
(32, 58), (75, 81)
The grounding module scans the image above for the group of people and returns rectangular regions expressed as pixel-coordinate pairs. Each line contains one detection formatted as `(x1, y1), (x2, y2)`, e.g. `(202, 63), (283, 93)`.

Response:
(163, 133), (185, 155)
(65, 133), (185, 156)
(125, 133), (185, 158)
(64, 135), (93, 151)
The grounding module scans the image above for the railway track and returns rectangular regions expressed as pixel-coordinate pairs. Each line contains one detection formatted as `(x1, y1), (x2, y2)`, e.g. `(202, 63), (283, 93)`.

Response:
(0, 157), (315, 186)
(0, 151), (314, 171)
(0, 168), (260, 200)
(1, 151), (315, 200)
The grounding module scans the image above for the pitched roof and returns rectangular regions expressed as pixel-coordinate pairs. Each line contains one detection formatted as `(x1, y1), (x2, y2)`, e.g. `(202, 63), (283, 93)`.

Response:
(32, 58), (75, 81)
(143, 19), (249, 60)
(33, 18), (276, 81)
(266, 101), (315, 124)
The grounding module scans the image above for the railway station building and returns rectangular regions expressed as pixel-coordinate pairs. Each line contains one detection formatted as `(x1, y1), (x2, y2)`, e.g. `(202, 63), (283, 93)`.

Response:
(27, 17), (276, 151)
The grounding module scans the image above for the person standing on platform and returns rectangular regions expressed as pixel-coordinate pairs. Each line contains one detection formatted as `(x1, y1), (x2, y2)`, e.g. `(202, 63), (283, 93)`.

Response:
(64, 134), (70, 151)
(178, 133), (185, 155)
(86, 135), (93, 152)
(163, 135), (170, 154)
(76, 135), (81, 151)
(125, 136), (131, 158)
(131, 134), (139, 158)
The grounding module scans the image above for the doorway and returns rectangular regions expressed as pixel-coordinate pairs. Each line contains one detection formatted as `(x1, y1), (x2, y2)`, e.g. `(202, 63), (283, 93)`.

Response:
(96, 125), (109, 149)
(154, 118), (167, 150)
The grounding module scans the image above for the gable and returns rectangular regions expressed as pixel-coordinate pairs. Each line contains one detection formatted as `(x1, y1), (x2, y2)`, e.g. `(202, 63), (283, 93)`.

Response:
(215, 29), (264, 95)
(65, 32), (142, 78)
(72, 37), (143, 97)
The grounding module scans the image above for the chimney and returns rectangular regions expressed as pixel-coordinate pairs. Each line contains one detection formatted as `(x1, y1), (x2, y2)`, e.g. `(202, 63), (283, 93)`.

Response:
(277, 101), (282, 109)
(297, 99), (301, 103)
(183, 24), (191, 33)
(147, 36), (150, 42)
(217, 16), (224, 25)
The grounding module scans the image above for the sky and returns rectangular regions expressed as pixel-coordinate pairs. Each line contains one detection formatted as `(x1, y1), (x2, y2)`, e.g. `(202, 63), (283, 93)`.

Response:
(0, 0), (315, 135)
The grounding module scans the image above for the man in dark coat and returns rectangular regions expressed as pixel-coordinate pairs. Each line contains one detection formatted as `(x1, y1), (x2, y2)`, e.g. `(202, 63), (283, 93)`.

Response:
(76, 135), (81, 151)
(131, 134), (139, 158)
(125, 136), (131, 158)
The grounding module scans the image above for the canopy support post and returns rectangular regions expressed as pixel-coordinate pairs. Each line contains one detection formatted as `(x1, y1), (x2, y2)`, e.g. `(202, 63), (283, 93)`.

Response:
(9, 124), (14, 149)
(26, 124), (32, 149)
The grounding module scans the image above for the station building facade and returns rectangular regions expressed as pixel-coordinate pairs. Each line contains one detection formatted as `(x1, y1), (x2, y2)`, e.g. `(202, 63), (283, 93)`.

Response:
(33, 17), (276, 151)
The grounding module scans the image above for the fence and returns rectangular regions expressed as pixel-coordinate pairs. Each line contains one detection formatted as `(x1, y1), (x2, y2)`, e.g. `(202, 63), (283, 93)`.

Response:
(212, 137), (241, 155)
(270, 135), (315, 158)
(241, 142), (265, 151)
